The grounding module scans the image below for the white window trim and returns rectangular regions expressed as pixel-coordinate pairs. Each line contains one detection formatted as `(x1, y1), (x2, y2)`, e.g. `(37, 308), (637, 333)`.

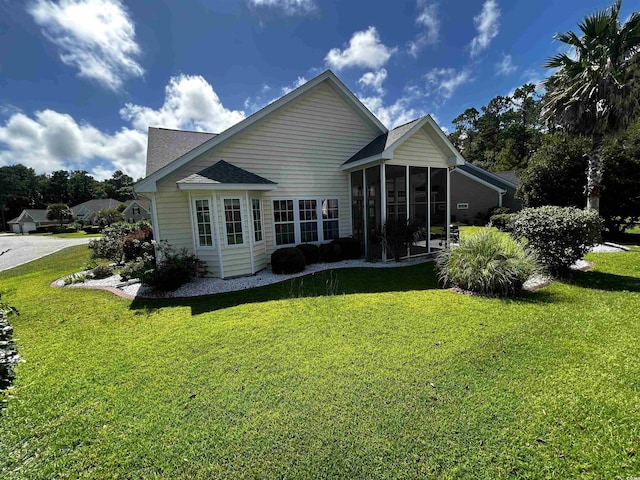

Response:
(456, 202), (469, 210)
(221, 197), (245, 248)
(271, 197), (340, 246)
(192, 196), (216, 249)
(251, 197), (265, 244)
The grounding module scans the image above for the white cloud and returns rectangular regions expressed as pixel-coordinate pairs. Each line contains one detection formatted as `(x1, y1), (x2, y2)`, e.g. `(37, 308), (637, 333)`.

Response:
(469, 0), (500, 57)
(325, 26), (397, 71)
(248, 0), (316, 15)
(359, 95), (421, 129)
(120, 74), (245, 133)
(425, 68), (473, 100)
(495, 53), (516, 75)
(28, 0), (144, 91)
(409, 0), (440, 57)
(0, 110), (147, 179)
(358, 69), (387, 95)
(0, 74), (247, 180)
(281, 76), (308, 95)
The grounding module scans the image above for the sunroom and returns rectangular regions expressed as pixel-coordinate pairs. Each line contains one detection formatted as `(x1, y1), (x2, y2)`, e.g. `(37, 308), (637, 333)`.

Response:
(342, 116), (465, 261)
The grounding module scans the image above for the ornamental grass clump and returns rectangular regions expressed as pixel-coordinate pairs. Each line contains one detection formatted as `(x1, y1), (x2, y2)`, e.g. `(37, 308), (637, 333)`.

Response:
(436, 229), (538, 297)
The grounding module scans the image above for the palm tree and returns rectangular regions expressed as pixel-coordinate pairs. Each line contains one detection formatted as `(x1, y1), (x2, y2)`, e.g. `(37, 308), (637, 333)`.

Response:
(542, 0), (640, 211)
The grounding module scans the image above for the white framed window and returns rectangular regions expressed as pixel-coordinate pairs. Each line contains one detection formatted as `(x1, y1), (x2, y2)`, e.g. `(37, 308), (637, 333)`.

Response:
(273, 199), (296, 245)
(273, 198), (340, 245)
(322, 199), (339, 240)
(299, 199), (318, 242)
(456, 203), (469, 210)
(223, 198), (243, 245)
(194, 198), (214, 247)
(252, 198), (263, 242)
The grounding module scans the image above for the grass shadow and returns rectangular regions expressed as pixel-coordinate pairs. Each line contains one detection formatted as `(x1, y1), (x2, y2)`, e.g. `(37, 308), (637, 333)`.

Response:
(567, 269), (640, 293)
(129, 262), (557, 315)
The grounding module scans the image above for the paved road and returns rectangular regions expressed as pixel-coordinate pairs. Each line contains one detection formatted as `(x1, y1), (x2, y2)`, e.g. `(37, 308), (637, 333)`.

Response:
(0, 235), (93, 272)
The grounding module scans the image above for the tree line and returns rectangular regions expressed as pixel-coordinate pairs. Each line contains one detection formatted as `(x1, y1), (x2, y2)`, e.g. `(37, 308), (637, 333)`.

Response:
(0, 167), (137, 231)
(449, 0), (640, 233)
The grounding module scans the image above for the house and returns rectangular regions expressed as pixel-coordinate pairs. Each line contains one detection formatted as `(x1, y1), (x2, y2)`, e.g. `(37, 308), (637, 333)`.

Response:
(71, 198), (124, 224)
(450, 163), (522, 224)
(7, 209), (60, 233)
(122, 199), (151, 223)
(135, 70), (466, 278)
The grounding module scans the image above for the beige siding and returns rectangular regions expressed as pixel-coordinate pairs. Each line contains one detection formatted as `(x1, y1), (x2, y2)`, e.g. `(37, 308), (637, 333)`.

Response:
(153, 81), (379, 274)
(389, 128), (450, 168)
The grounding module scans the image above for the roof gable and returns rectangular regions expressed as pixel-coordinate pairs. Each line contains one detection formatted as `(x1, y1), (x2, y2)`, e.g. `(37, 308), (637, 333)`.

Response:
(342, 115), (464, 170)
(71, 198), (124, 214)
(136, 70), (387, 193)
(178, 160), (276, 185)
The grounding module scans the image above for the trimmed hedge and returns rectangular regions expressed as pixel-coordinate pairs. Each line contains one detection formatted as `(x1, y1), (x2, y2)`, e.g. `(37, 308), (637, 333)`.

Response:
(296, 243), (319, 264)
(271, 247), (306, 274)
(332, 237), (361, 260)
(511, 206), (602, 276)
(319, 243), (342, 263)
(489, 213), (515, 232)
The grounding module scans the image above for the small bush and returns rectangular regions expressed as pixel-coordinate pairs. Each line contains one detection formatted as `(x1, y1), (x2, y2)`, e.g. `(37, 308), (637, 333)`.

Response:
(1, 298), (20, 411)
(380, 218), (420, 261)
(141, 244), (206, 292)
(83, 226), (101, 234)
(296, 243), (320, 264)
(489, 213), (515, 232)
(511, 206), (603, 276)
(122, 227), (154, 262)
(489, 206), (511, 217)
(89, 221), (150, 263)
(271, 247), (306, 274)
(90, 264), (114, 279)
(436, 229), (538, 297)
(120, 256), (155, 281)
(318, 243), (342, 263)
(332, 237), (362, 260)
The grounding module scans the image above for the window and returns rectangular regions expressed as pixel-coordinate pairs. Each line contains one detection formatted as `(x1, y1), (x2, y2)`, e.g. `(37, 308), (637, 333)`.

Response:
(132, 205), (141, 215)
(299, 199), (318, 242)
(273, 198), (340, 245)
(224, 198), (243, 245)
(194, 199), (213, 247)
(322, 199), (339, 240)
(273, 199), (295, 245)
(456, 203), (469, 210)
(252, 198), (263, 242)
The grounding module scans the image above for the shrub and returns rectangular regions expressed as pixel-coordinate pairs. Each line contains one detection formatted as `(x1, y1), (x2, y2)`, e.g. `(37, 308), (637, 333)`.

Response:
(489, 206), (511, 217)
(90, 264), (114, 279)
(511, 206), (603, 276)
(0, 296), (20, 411)
(89, 221), (149, 263)
(271, 247), (306, 274)
(296, 243), (320, 264)
(122, 227), (154, 262)
(120, 256), (155, 281)
(489, 213), (515, 232)
(318, 243), (342, 263)
(83, 225), (101, 234)
(96, 208), (125, 228)
(332, 237), (362, 260)
(141, 244), (206, 292)
(436, 229), (538, 297)
(380, 218), (419, 261)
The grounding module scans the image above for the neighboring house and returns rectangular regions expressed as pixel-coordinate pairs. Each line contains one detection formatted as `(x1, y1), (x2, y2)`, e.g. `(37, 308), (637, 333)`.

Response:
(136, 70), (465, 279)
(71, 198), (124, 224)
(123, 199), (151, 223)
(7, 209), (60, 233)
(450, 163), (522, 224)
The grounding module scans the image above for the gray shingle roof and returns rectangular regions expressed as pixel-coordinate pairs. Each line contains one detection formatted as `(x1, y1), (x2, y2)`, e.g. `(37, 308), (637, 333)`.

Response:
(8, 209), (52, 223)
(177, 160), (276, 185)
(458, 163), (518, 190)
(146, 127), (217, 176)
(71, 198), (124, 215)
(343, 116), (424, 165)
(492, 170), (520, 186)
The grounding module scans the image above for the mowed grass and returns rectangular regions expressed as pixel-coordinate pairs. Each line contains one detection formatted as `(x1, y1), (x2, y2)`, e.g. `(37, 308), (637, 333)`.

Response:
(1, 246), (639, 478)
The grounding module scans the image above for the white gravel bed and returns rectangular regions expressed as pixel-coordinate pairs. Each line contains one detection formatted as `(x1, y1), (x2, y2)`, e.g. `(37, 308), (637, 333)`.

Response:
(53, 242), (626, 298)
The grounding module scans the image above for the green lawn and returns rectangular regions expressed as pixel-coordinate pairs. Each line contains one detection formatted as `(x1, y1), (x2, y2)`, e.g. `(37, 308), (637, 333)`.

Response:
(26, 231), (103, 239)
(1, 246), (639, 478)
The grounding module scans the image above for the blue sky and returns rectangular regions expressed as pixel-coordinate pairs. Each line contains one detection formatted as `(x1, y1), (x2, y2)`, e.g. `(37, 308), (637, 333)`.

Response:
(0, 0), (630, 180)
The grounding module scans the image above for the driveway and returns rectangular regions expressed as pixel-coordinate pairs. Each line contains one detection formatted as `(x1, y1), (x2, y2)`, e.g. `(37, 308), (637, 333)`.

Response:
(0, 235), (93, 272)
